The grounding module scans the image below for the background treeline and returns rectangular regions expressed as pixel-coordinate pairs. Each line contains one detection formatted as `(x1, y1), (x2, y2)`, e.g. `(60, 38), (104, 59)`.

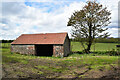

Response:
(70, 38), (120, 43)
(0, 40), (14, 43)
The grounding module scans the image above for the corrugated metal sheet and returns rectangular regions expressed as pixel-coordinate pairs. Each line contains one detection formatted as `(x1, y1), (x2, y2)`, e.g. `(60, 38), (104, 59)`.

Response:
(11, 32), (68, 44)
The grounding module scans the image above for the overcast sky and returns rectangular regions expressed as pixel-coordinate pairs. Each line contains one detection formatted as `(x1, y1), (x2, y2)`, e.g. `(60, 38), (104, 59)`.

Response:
(0, 0), (119, 40)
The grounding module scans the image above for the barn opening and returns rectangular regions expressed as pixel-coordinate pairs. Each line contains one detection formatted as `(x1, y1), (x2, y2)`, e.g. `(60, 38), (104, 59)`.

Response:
(35, 44), (53, 56)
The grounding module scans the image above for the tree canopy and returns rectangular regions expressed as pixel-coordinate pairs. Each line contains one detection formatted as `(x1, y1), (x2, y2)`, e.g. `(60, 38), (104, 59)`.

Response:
(67, 1), (111, 53)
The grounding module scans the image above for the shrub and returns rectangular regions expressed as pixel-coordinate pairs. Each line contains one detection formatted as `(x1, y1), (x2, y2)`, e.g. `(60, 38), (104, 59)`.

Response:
(106, 49), (118, 56)
(72, 50), (119, 56)
(94, 50), (119, 56)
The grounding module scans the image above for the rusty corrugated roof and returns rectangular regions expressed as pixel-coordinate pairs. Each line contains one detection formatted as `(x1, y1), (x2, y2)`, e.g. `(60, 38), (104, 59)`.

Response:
(11, 32), (68, 45)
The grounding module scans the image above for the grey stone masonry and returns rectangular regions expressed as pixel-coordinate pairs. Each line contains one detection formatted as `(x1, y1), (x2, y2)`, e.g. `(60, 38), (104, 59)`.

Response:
(11, 45), (35, 55)
(53, 45), (64, 57)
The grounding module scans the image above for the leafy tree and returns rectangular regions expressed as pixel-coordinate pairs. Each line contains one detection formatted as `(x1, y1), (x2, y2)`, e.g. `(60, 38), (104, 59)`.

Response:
(67, 1), (111, 53)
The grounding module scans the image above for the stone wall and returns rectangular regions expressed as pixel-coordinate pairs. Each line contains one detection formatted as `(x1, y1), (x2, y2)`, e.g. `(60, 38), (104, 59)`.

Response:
(53, 35), (70, 57)
(63, 36), (71, 56)
(11, 45), (35, 55)
(53, 45), (64, 57)
(11, 38), (70, 57)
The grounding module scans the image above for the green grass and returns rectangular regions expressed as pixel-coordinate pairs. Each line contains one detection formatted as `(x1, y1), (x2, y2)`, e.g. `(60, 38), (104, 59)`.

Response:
(1, 43), (10, 48)
(35, 65), (63, 73)
(1, 42), (119, 78)
(1, 43), (119, 63)
(71, 42), (118, 51)
(2, 45), (118, 66)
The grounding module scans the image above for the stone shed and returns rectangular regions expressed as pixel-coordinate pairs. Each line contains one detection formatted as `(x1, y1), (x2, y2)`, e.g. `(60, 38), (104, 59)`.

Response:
(11, 32), (70, 57)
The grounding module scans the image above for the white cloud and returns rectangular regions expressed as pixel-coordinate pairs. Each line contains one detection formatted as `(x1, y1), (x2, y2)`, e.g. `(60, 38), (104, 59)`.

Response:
(0, 0), (119, 40)
(108, 28), (118, 38)
(98, 0), (119, 28)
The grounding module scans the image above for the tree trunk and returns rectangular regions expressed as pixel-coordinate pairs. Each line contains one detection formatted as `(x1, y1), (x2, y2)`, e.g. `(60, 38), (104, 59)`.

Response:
(87, 22), (92, 53)
(87, 42), (92, 53)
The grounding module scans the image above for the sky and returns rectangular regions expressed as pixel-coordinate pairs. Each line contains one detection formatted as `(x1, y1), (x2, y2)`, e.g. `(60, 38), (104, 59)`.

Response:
(0, 0), (119, 40)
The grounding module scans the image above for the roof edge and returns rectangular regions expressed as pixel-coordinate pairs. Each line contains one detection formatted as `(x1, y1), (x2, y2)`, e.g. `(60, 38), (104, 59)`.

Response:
(21, 32), (68, 35)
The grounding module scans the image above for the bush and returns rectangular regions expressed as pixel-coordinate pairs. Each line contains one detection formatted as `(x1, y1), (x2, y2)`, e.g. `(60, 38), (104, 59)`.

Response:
(106, 49), (119, 56)
(94, 50), (119, 56)
(10, 52), (13, 54)
(72, 51), (83, 54)
(72, 50), (119, 56)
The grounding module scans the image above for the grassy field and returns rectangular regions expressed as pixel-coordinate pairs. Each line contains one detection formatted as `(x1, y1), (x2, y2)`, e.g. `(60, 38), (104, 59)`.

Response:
(1, 42), (120, 78)
(71, 42), (118, 51)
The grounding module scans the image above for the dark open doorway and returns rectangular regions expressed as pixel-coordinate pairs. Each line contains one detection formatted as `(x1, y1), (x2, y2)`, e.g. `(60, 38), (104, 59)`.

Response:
(35, 44), (53, 56)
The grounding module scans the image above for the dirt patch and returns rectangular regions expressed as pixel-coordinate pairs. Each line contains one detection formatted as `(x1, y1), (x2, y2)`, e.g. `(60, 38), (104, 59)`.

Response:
(101, 65), (120, 79)
(2, 58), (120, 79)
